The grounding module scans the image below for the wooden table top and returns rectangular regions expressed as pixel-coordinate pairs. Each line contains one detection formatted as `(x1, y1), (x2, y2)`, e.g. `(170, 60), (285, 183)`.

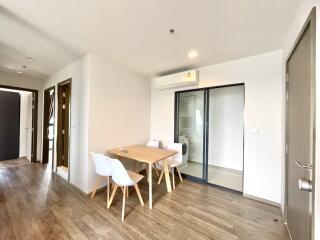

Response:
(107, 145), (177, 164)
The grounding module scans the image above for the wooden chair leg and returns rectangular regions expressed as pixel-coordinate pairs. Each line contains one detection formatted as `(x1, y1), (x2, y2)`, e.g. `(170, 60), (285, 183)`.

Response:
(153, 164), (159, 176)
(176, 167), (183, 182)
(122, 186), (126, 223)
(107, 176), (110, 205)
(107, 184), (118, 208)
(171, 167), (175, 190)
(136, 163), (140, 172)
(126, 186), (129, 198)
(90, 176), (102, 199)
(158, 168), (164, 184)
(134, 184), (144, 206)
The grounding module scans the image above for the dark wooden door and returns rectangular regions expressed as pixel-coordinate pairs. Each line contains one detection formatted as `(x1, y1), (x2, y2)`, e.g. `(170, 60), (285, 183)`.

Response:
(42, 87), (55, 165)
(286, 9), (315, 240)
(31, 91), (38, 163)
(57, 81), (71, 168)
(0, 91), (20, 160)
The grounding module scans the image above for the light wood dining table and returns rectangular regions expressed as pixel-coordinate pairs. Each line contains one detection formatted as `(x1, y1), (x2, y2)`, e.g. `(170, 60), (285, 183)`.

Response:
(107, 145), (177, 209)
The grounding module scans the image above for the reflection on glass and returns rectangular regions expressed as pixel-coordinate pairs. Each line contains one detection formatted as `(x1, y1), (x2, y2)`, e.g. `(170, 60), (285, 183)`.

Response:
(48, 126), (54, 139)
(178, 91), (204, 179)
(207, 86), (244, 192)
(47, 89), (55, 165)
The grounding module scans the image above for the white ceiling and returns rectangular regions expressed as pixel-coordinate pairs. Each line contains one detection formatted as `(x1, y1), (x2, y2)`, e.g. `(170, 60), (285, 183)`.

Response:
(0, 0), (300, 79)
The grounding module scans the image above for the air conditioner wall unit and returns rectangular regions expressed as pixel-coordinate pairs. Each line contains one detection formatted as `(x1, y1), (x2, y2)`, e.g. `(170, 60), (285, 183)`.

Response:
(154, 70), (199, 90)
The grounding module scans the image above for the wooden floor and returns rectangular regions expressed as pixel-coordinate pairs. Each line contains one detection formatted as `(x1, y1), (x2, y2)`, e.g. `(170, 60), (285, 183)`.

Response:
(0, 158), (290, 240)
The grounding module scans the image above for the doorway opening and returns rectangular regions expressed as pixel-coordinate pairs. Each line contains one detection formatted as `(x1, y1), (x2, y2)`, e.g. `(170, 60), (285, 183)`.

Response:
(56, 79), (71, 181)
(42, 86), (55, 168)
(174, 83), (244, 192)
(0, 85), (38, 163)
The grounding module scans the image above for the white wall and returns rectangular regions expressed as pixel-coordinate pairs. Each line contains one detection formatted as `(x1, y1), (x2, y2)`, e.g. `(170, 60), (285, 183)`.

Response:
(44, 53), (150, 193)
(0, 71), (43, 161)
(44, 55), (90, 191)
(150, 50), (283, 204)
(87, 53), (150, 193)
(208, 85), (244, 171)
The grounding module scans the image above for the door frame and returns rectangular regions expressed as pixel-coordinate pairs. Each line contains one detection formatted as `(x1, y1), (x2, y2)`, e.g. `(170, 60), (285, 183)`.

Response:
(284, 7), (316, 239)
(57, 78), (72, 182)
(42, 86), (55, 168)
(174, 83), (245, 193)
(0, 84), (38, 163)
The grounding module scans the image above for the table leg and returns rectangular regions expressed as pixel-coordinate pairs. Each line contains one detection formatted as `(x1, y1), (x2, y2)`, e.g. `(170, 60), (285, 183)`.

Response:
(163, 160), (172, 192)
(148, 163), (152, 209)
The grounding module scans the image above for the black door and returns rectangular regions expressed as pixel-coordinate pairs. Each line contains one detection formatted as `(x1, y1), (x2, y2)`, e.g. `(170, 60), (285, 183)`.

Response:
(0, 91), (20, 160)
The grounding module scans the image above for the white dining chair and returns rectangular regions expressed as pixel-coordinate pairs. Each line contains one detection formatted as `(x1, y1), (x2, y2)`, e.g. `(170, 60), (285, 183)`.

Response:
(90, 153), (113, 205)
(107, 158), (144, 223)
(158, 143), (183, 190)
(137, 140), (160, 177)
(147, 140), (161, 177)
(147, 140), (160, 148)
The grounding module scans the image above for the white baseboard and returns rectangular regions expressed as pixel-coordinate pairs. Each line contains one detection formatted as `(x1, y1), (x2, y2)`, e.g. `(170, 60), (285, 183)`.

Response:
(243, 193), (281, 207)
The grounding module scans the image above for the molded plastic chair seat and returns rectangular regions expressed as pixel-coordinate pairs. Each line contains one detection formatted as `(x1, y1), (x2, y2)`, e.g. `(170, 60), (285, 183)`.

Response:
(127, 170), (144, 183)
(107, 158), (144, 222)
(90, 153), (112, 203)
(158, 143), (183, 190)
(156, 157), (179, 168)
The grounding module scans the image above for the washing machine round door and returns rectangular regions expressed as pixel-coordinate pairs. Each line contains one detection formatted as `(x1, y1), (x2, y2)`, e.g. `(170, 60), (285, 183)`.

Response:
(182, 143), (187, 156)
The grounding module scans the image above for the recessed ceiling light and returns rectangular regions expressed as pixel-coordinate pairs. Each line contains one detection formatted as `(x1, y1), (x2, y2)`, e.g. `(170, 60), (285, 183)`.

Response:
(16, 71), (23, 74)
(188, 50), (198, 59)
(27, 57), (34, 61)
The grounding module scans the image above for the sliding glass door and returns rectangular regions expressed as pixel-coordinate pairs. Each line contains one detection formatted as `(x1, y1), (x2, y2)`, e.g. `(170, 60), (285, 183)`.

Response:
(207, 86), (244, 191)
(175, 84), (244, 191)
(175, 90), (206, 181)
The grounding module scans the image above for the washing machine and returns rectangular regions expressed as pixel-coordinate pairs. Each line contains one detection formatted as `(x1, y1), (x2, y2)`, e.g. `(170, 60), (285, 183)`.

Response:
(179, 135), (189, 167)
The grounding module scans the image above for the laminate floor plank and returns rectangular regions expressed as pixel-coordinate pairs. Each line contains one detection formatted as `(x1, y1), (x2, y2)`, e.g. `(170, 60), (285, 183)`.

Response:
(0, 158), (290, 240)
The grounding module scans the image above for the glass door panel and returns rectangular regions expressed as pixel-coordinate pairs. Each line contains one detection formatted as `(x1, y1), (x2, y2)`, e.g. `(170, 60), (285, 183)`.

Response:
(177, 90), (205, 180)
(207, 85), (244, 192)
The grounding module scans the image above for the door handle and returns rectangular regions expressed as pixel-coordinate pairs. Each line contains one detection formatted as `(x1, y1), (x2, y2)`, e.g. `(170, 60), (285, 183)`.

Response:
(299, 178), (312, 192)
(295, 161), (312, 170)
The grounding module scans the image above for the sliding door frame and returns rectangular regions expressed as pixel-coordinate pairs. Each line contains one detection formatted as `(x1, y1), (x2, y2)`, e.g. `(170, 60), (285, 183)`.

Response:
(174, 83), (245, 192)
